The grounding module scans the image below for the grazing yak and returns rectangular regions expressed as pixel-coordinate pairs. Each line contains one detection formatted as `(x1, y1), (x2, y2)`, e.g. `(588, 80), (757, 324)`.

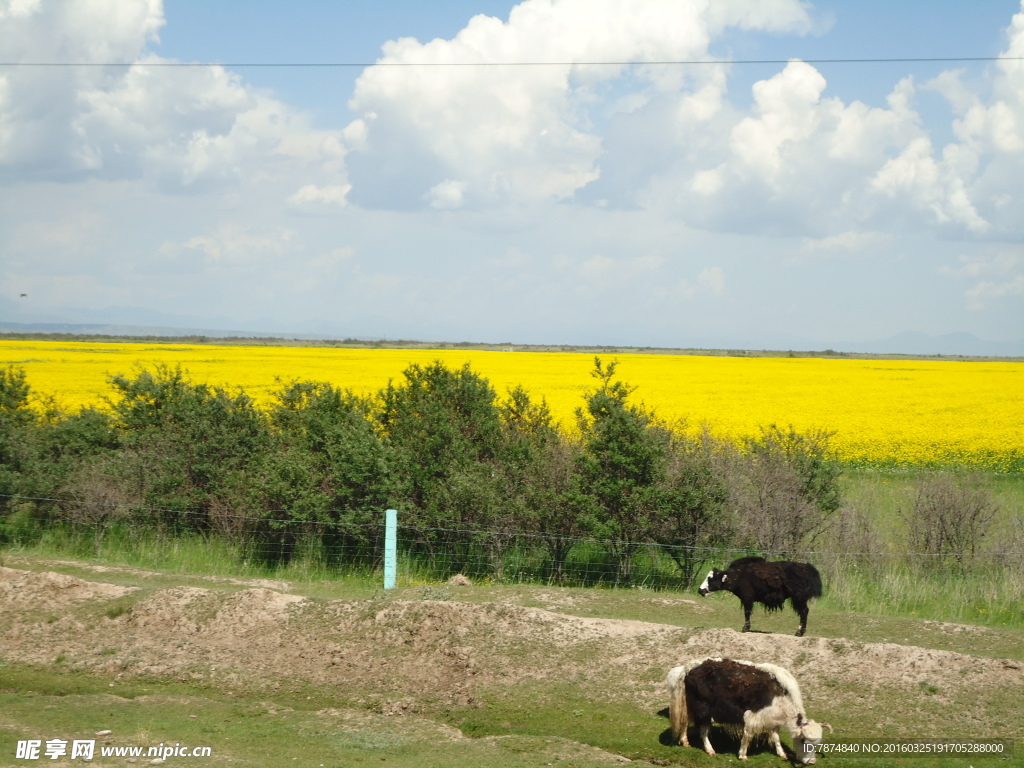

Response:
(667, 657), (831, 764)
(698, 556), (822, 637)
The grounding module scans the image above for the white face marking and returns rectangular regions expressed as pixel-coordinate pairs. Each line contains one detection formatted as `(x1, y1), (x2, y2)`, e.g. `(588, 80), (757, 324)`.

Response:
(796, 723), (824, 765)
(699, 571), (713, 592)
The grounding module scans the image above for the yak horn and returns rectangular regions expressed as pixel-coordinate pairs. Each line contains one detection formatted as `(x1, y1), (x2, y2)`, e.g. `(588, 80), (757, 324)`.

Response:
(821, 723), (834, 733)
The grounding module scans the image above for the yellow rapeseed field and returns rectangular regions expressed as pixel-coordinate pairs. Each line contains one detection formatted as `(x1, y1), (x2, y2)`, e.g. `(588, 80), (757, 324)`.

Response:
(2, 339), (1021, 470)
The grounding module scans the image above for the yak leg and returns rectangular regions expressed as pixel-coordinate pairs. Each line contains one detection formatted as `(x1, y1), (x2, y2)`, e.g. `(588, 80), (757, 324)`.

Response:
(793, 599), (809, 637)
(769, 728), (787, 759)
(741, 600), (753, 632)
(699, 724), (716, 757)
(681, 725), (690, 748)
(738, 728), (753, 760)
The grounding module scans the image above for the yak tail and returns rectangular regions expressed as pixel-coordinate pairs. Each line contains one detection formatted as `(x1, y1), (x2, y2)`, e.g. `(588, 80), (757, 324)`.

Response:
(667, 665), (689, 745)
(806, 564), (824, 599)
(780, 560), (824, 600)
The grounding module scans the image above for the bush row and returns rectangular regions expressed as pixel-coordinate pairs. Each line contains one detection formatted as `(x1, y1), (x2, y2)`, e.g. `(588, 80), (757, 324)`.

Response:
(0, 358), (852, 584)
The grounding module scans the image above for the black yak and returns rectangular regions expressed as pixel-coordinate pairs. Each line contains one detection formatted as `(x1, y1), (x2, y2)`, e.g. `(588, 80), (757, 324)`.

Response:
(667, 657), (831, 763)
(698, 556), (822, 636)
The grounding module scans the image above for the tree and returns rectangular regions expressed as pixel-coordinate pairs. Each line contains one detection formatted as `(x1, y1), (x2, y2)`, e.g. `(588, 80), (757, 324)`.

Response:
(377, 361), (507, 569)
(651, 429), (731, 587)
(0, 366), (41, 540)
(0, 366), (36, 499)
(105, 365), (270, 522)
(902, 473), (996, 574)
(500, 385), (584, 582)
(268, 380), (390, 520)
(2, 366), (122, 545)
(576, 358), (667, 583)
(729, 424), (842, 555)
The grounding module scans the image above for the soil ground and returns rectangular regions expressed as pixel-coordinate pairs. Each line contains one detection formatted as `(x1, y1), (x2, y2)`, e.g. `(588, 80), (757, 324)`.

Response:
(2, 558), (1022, 767)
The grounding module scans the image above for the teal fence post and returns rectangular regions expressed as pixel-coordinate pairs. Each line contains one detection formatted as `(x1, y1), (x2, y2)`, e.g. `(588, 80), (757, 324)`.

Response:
(384, 509), (397, 589)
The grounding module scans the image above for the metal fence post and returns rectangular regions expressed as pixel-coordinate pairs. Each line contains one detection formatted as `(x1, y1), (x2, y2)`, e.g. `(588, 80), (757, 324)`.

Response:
(384, 509), (397, 589)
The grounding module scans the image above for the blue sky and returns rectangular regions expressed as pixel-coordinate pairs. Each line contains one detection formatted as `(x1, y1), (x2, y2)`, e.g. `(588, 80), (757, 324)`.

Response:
(2, 0), (1023, 353)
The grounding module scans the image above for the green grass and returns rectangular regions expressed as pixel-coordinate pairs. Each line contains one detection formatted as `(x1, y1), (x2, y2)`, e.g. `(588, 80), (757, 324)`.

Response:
(5, 659), (1017, 768)
(820, 560), (1024, 628)
(6, 530), (1024, 633)
(0, 664), (660, 768)
(445, 685), (1023, 768)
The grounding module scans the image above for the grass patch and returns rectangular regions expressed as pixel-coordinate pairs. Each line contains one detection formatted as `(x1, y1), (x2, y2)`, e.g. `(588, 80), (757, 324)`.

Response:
(820, 561), (1024, 629)
(451, 682), (670, 760)
(103, 603), (128, 620)
(0, 664), (643, 768)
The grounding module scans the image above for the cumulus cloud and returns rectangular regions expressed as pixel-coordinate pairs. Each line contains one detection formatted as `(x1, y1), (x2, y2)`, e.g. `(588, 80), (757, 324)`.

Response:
(159, 224), (298, 270)
(965, 274), (1024, 310)
(0, 0), (346, 195)
(344, 0), (813, 209)
(730, 61), (828, 179)
(802, 230), (892, 254)
(337, 0), (1022, 242)
(871, 137), (990, 233)
(876, 2), (1024, 238)
(939, 251), (1024, 310)
(288, 184), (351, 208)
(598, 3), (1024, 241)
(4, 0), (1023, 348)
(617, 62), (928, 238)
(427, 179), (469, 209)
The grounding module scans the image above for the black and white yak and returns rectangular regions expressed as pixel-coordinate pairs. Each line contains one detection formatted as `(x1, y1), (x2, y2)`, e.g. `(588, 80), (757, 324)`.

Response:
(667, 657), (832, 764)
(698, 556), (823, 637)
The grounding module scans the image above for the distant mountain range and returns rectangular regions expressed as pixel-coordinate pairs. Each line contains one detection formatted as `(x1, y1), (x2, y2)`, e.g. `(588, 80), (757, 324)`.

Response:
(0, 320), (349, 342)
(838, 331), (1024, 358)
(2, 320), (1021, 358)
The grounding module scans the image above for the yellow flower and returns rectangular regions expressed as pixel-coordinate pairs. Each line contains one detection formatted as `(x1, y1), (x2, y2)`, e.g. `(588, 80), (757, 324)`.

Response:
(2, 340), (1020, 470)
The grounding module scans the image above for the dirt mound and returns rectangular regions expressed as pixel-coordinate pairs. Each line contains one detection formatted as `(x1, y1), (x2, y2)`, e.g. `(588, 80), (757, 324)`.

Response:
(679, 628), (1023, 695)
(24, 558), (292, 591)
(0, 566), (134, 610)
(206, 587), (306, 629)
(2, 567), (1022, 737)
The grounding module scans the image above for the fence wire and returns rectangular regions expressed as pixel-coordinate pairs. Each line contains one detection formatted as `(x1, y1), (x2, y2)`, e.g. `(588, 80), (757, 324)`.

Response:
(3, 494), (1023, 588)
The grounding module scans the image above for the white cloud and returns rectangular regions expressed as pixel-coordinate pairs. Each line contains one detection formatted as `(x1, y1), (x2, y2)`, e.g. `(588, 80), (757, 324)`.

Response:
(288, 184), (351, 208)
(161, 224), (297, 270)
(3, 0), (1023, 350)
(731, 61), (827, 179)
(939, 250), (1024, 311)
(623, 61), (928, 238)
(344, 0), (813, 209)
(691, 168), (723, 196)
(427, 179), (468, 209)
(881, 3), (1024, 237)
(802, 230), (891, 254)
(697, 266), (725, 294)
(0, 0), (347, 199)
(593, 2), (1024, 242)
(705, 0), (814, 35)
(939, 251), (1022, 278)
(965, 274), (1024, 310)
(871, 137), (990, 232)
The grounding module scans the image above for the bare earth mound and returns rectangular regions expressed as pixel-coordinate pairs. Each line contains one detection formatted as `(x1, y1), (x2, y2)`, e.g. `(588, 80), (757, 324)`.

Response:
(2, 567), (1022, 742)
(0, 566), (135, 613)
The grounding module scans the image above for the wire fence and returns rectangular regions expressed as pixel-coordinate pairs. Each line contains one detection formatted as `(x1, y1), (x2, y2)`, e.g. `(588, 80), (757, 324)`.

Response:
(3, 494), (1023, 589)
